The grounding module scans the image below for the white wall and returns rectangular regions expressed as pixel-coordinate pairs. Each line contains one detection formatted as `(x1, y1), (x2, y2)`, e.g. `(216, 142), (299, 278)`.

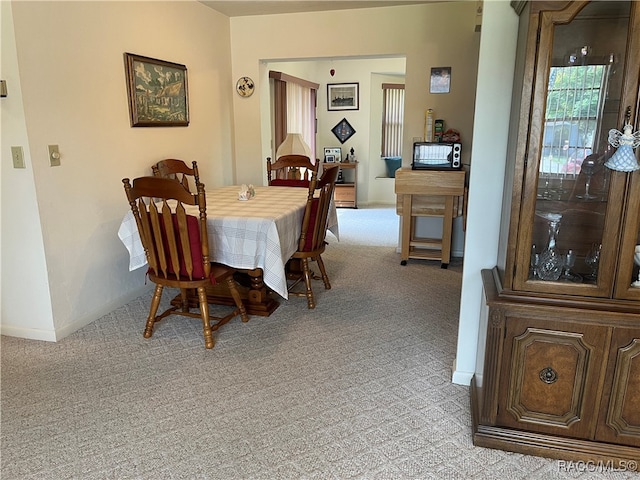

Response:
(1, 1), (55, 340)
(230, 2), (479, 187)
(452, 0), (519, 385)
(2, 1), (235, 340)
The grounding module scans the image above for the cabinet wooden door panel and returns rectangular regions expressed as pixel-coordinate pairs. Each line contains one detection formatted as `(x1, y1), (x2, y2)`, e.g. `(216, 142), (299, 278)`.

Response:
(497, 317), (609, 439)
(596, 328), (640, 446)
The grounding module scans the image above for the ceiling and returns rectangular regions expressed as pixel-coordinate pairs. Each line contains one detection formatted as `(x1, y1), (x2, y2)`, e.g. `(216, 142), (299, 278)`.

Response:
(200, 1), (435, 17)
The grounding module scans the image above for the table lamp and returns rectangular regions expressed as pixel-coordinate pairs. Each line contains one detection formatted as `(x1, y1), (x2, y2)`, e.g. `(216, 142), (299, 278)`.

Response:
(276, 133), (312, 159)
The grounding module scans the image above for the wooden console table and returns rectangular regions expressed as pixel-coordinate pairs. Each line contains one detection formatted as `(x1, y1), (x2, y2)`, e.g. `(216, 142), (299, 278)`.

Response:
(395, 168), (465, 268)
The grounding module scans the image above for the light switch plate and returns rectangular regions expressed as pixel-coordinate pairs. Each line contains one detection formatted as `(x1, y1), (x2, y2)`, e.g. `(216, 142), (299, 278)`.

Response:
(48, 145), (61, 167)
(11, 146), (25, 168)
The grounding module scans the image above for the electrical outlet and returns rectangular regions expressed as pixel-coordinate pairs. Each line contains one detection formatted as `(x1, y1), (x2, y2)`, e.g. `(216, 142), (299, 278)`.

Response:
(11, 146), (25, 168)
(48, 145), (61, 167)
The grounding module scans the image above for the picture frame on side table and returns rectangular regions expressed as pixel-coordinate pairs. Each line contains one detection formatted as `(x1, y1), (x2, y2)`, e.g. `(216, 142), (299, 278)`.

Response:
(124, 52), (189, 127)
(324, 147), (342, 163)
(327, 83), (359, 111)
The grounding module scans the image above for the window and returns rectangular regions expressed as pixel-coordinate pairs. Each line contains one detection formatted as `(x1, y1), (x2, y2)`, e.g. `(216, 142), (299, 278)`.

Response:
(286, 82), (316, 157)
(270, 71), (319, 161)
(540, 64), (609, 175)
(381, 84), (404, 157)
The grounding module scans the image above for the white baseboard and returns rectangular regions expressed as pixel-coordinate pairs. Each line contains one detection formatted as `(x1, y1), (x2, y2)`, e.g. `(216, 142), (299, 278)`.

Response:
(0, 325), (57, 342)
(451, 369), (473, 386)
(393, 246), (464, 259)
(0, 285), (151, 342)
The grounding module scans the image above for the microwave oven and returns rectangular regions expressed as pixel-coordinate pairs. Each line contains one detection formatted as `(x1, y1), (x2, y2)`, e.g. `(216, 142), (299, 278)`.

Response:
(412, 142), (461, 170)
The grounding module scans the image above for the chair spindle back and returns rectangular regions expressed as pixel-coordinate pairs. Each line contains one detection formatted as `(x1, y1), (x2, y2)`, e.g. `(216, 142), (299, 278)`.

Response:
(124, 176), (209, 282)
(152, 159), (200, 193)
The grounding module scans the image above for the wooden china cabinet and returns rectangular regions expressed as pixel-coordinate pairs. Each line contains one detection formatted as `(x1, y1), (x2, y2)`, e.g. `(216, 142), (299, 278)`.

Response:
(472, 0), (640, 465)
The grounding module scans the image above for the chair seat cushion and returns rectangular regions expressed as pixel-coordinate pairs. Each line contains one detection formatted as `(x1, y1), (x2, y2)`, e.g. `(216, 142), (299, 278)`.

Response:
(302, 198), (319, 251)
(270, 179), (310, 188)
(155, 214), (214, 282)
(175, 215), (207, 279)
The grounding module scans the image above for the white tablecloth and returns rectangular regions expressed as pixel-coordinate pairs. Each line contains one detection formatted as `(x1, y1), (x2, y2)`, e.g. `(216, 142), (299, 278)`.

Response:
(118, 185), (338, 299)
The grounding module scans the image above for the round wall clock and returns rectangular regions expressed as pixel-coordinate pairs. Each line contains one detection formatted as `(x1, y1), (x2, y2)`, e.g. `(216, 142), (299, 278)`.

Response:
(235, 76), (255, 97)
(331, 118), (356, 144)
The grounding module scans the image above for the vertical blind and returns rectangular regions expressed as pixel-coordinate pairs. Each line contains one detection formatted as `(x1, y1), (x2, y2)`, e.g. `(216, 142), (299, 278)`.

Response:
(382, 84), (405, 157)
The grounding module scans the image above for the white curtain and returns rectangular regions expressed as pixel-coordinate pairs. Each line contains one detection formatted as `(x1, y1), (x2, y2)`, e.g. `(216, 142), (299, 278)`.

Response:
(286, 82), (316, 161)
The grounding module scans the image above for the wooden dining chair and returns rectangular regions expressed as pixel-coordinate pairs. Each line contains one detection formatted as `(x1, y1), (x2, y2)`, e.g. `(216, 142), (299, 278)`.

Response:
(152, 159), (200, 193)
(286, 164), (340, 308)
(122, 176), (249, 349)
(267, 155), (319, 187)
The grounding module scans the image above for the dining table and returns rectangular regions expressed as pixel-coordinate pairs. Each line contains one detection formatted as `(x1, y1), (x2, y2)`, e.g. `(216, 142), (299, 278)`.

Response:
(118, 184), (339, 315)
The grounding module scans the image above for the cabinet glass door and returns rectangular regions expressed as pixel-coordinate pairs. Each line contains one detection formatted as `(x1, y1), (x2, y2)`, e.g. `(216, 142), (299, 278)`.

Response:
(515, 1), (639, 298)
(614, 172), (640, 300)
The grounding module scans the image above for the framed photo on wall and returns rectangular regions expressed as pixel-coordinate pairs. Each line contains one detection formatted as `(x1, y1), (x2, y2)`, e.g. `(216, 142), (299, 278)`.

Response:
(430, 67), (451, 94)
(324, 147), (342, 163)
(124, 52), (189, 127)
(327, 83), (359, 111)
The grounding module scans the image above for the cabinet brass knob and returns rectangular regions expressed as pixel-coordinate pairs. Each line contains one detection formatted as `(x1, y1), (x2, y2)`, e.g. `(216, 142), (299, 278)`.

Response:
(539, 367), (558, 384)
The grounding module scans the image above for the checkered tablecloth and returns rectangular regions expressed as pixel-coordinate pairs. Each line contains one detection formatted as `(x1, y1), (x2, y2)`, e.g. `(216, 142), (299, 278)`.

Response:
(118, 185), (339, 299)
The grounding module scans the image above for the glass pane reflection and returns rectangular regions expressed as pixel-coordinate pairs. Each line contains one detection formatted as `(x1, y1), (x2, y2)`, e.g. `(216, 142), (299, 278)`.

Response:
(531, 1), (631, 283)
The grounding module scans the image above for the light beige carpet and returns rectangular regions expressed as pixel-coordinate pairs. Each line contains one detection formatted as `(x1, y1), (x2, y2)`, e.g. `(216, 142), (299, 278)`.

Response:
(1, 206), (633, 479)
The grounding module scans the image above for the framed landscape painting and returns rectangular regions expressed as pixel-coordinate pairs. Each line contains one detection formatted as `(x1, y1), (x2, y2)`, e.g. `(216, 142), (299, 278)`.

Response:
(124, 53), (189, 127)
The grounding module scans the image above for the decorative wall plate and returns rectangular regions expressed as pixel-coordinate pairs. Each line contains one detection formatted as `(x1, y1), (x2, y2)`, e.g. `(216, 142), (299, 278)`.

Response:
(235, 76), (255, 97)
(331, 118), (356, 144)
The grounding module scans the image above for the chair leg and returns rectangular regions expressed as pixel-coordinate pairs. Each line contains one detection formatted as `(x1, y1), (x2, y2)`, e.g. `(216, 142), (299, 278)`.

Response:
(226, 277), (249, 322)
(145, 284), (164, 338)
(197, 286), (215, 349)
(315, 254), (331, 290)
(179, 288), (190, 313)
(301, 258), (316, 309)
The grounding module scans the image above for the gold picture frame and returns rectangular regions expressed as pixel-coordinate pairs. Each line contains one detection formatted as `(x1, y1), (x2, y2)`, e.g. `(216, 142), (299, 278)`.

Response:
(124, 53), (189, 127)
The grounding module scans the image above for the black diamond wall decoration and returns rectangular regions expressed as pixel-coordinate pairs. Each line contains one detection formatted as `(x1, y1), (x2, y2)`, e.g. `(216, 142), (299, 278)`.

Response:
(331, 118), (356, 144)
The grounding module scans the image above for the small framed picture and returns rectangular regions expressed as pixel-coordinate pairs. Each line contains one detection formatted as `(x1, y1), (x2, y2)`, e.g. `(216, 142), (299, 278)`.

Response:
(324, 147), (342, 163)
(327, 83), (359, 111)
(430, 67), (451, 94)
